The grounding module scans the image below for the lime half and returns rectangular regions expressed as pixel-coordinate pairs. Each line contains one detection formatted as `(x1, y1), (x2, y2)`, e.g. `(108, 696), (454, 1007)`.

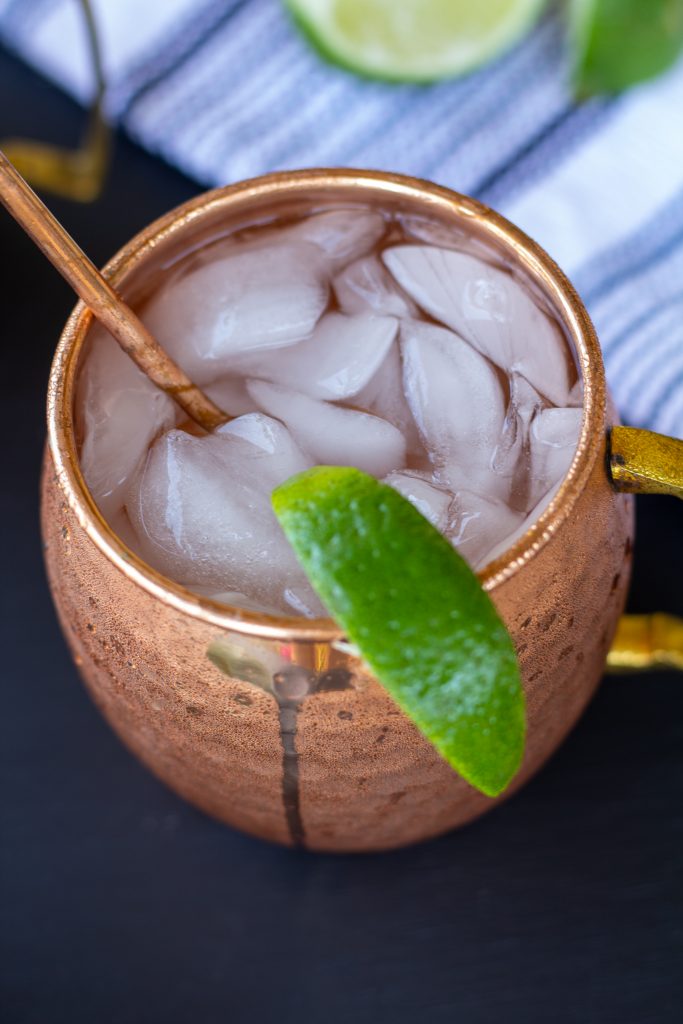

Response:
(273, 467), (525, 797)
(286, 0), (548, 82)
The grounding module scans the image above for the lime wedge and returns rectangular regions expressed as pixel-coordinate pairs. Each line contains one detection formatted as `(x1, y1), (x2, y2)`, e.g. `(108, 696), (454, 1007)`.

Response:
(570, 0), (683, 96)
(285, 0), (547, 82)
(272, 467), (525, 797)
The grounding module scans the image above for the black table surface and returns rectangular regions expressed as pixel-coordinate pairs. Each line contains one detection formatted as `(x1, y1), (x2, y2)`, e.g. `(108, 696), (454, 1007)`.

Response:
(1, 47), (682, 1024)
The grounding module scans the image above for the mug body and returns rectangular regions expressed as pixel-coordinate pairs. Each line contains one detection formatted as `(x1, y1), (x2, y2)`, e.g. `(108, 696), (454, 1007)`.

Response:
(42, 170), (634, 852)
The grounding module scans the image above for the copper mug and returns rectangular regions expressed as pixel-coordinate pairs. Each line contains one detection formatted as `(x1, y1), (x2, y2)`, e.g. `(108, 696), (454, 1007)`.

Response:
(42, 170), (683, 852)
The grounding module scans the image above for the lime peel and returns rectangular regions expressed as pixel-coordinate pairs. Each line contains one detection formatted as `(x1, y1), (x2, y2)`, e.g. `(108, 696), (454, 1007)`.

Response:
(285, 0), (548, 83)
(273, 466), (525, 797)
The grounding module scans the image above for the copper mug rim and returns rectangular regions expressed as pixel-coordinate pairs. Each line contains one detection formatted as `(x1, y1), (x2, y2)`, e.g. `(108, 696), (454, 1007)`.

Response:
(46, 168), (606, 643)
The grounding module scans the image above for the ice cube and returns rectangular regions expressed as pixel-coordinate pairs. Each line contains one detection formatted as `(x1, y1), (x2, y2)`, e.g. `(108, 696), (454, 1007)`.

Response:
(384, 471), (452, 530)
(127, 415), (325, 615)
(334, 255), (417, 318)
(399, 214), (472, 250)
(141, 241), (329, 384)
(399, 214), (508, 259)
(215, 411), (314, 464)
(188, 583), (290, 616)
(481, 479), (564, 568)
(490, 404), (522, 483)
(490, 374), (545, 506)
(354, 343), (423, 456)
(204, 375), (259, 417)
(527, 407), (582, 507)
(108, 507), (146, 557)
(567, 378), (584, 408)
(247, 379), (407, 478)
(445, 489), (524, 570)
(510, 373), (545, 425)
(383, 246), (571, 406)
(77, 326), (176, 520)
(400, 321), (507, 496)
(231, 312), (398, 401)
(282, 585), (328, 618)
(289, 209), (386, 271)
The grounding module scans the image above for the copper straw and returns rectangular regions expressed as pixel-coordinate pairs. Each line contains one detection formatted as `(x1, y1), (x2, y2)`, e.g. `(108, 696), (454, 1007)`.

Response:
(0, 149), (228, 431)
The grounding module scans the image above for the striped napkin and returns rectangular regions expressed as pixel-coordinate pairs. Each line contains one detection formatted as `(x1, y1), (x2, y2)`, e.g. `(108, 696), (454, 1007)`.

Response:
(1, 0), (682, 437)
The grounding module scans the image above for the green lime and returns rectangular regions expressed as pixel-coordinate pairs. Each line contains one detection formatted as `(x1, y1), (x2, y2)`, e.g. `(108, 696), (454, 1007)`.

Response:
(285, 0), (547, 83)
(570, 0), (683, 96)
(272, 466), (525, 797)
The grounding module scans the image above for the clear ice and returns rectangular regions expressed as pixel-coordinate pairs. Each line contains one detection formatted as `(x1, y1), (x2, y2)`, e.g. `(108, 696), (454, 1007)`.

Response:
(383, 245), (571, 406)
(334, 255), (416, 318)
(77, 206), (583, 616)
(288, 209), (386, 271)
(247, 379), (407, 478)
(233, 312), (398, 400)
(128, 414), (326, 616)
(141, 240), (329, 384)
(401, 320), (508, 498)
(77, 326), (176, 520)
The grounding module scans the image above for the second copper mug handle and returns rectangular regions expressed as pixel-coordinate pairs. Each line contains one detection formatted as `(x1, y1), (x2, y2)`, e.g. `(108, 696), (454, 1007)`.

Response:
(607, 426), (683, 671)
(0, 0), (110, 202)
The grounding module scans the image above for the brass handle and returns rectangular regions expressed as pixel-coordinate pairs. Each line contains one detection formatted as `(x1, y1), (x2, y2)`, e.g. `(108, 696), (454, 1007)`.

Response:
(608, 614), (683, 672)
(0, 0), (110, 202)
(609, 425), (683, 500)
(608, 425), (683, 671)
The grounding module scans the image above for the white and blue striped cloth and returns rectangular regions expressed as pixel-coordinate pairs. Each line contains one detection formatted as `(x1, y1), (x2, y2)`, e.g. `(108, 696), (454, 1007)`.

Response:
(2, 0), (682, 437)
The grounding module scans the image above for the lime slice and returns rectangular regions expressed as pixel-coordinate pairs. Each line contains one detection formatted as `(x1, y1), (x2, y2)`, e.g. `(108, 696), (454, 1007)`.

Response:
(272, 466), (525, 797)
(570, 0), (683, 96)
(285, 0), (547, 83)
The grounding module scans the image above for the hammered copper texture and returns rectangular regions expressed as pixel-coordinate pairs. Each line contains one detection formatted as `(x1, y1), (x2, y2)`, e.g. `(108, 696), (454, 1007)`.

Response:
(279, 429), (633, 851)
(41, 171), (635, 852)
(42, 448), (633, 851)
(41, 470), (291, 845)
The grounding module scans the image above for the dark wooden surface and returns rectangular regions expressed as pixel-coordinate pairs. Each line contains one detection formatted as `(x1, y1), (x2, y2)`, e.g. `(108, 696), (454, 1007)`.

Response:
(1, 46), (681, 1024)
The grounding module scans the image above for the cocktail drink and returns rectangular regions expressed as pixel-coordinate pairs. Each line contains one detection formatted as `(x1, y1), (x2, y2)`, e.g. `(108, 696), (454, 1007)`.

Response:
(76, 205), (583, 618)
(42, 172), (634, 851)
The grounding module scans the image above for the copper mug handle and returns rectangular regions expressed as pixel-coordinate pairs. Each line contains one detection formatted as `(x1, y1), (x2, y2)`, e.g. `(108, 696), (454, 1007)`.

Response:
(0, 0), (109, 202)
(607, 426), (683, 672)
